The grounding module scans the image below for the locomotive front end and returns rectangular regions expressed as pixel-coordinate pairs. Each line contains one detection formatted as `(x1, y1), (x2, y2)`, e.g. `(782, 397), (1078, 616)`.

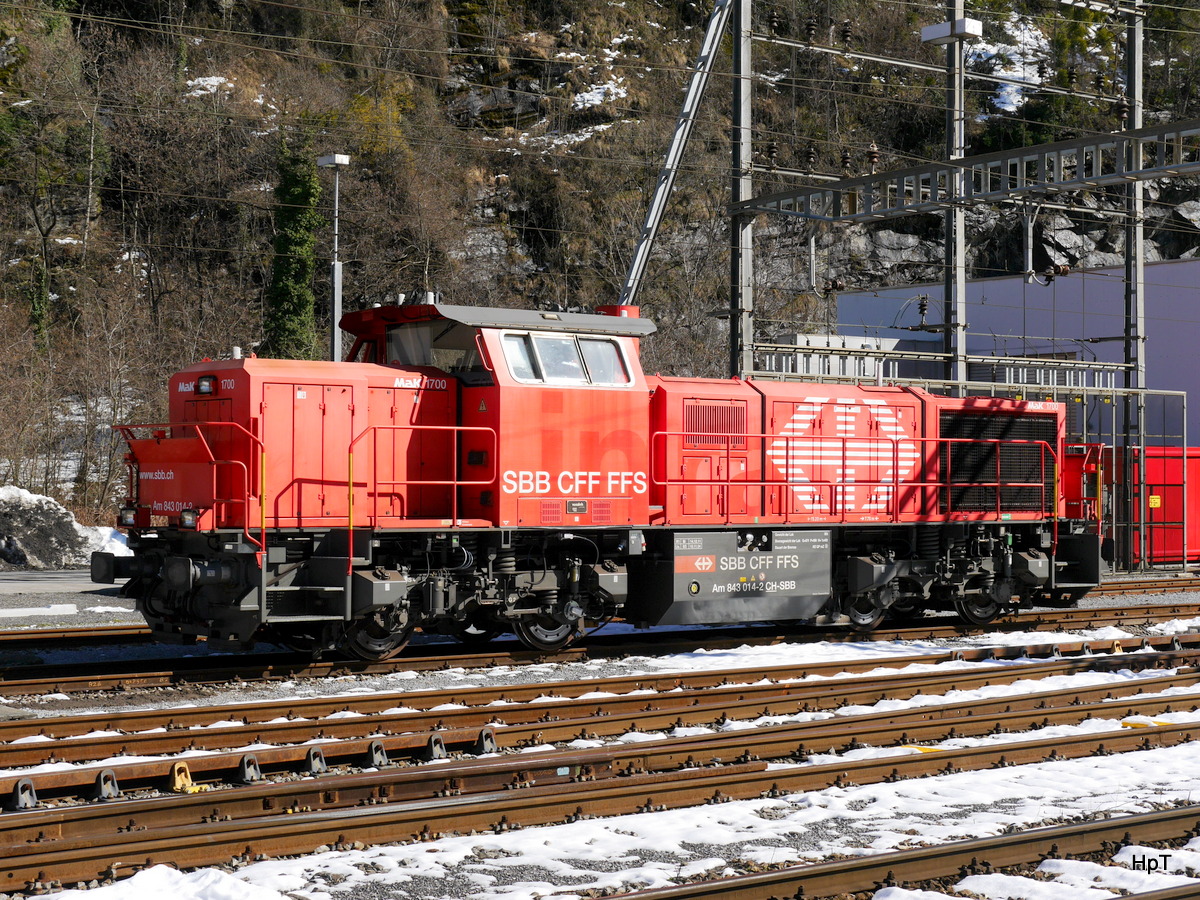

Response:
(92, 361), (268, 646)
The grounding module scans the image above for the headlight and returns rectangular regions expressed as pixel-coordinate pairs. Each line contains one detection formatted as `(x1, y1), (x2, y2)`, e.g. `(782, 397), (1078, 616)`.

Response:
(197, 375), (216, 395)
(179, 508), (199, 529)
(118, 506), (137, 527)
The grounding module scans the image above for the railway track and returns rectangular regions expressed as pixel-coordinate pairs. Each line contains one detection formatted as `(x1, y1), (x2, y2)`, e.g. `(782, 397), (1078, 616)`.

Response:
(2, 580), (1200, 652)
(3, 635), (1194, 775)
(3, 601), (1200, 697)
(5, 638), (1200, 807)
(612, 804), (1200, 899)
(3, 636), (1200, 890)
(1093, 575), (1200, 596)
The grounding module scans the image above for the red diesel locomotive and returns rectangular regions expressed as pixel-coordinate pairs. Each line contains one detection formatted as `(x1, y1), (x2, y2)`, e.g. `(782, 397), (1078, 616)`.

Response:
(91, 303), (1102, 658)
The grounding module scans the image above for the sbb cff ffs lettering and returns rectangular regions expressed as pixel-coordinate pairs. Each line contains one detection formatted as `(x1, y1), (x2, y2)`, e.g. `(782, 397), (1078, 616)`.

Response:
(501, 470), (647, 495)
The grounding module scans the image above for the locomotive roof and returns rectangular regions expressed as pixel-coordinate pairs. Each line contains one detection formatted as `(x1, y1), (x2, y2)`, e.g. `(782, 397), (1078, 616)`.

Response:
(341, 303), (658, 338)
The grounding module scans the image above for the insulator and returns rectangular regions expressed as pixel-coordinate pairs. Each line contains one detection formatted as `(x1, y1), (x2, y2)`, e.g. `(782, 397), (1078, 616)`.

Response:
(824, 277), (846, 292)
(1045, 264), (1071, 280)
(840, 148), (851, 173)
(1093, 73), (1105, 93)
(867, 141), (880, 170)
(1067, 65), (1078, 89)
(917, 296), (929, 318)
(806, 144), (818, 168)
(804, 17), (817, 41)
(1116, 94), (1130, 125)
(768, 9), (784, 35)
(1037, 60), (1048, 81)
(765, 141), (779, 166)
(839, 19), (852, 43)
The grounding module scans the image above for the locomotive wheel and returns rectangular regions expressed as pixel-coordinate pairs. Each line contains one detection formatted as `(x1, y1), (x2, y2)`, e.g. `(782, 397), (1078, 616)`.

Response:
(845, 594), (885, 632)
(340, 615), (412, 661)
(513, 614), (576, 652)
(954, 596), (1003, 626)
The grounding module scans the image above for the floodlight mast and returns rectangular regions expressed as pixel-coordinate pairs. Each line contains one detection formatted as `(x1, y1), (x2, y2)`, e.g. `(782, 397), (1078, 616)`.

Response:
(317, 153), (350, 362)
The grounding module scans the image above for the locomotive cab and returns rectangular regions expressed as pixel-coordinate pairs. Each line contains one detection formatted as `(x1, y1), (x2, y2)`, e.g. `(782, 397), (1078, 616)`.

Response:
(340, 303), (658, 651)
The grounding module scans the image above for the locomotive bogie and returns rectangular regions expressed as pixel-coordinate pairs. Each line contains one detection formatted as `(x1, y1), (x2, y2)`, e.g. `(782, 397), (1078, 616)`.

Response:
(97, 303), (1103, 655)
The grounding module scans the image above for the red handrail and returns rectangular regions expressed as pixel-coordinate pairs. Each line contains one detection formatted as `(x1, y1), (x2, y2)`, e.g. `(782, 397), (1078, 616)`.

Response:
(116, 421), (267, 551)
(650, 430), (1059, 526)
(345, 423), (498, 572)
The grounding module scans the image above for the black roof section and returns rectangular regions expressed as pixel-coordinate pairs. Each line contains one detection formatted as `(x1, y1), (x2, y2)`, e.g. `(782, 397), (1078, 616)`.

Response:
(341, 303), (657, 338)
(431, 304), (657, 337)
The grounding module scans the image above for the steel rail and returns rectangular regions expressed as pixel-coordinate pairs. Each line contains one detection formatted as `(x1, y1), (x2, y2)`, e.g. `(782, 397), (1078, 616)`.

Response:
(1, 646), (1193, 771)
(2, 601), (1199, 692)
(608, 802), (1200, 899)
(5, 716), (1200, 890)
(0, 624), (151, 648)
(1119, 887), (1200, 900)
(5, 661), (1200, 826)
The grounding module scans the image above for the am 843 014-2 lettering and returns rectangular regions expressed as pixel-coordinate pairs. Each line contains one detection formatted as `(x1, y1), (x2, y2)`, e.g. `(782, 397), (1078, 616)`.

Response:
(92, 302), (1103, 658)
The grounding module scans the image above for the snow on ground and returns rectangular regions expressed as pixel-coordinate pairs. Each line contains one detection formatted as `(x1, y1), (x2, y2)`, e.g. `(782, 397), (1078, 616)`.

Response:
(1, 479), (1194, 900)
(12, 622), (1200, 900)
(228, 739), (1200, 900)
(43, 866), (284, 900)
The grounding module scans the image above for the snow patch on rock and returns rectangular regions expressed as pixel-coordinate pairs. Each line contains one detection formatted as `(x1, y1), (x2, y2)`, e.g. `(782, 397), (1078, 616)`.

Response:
(0, 486), (129, 569)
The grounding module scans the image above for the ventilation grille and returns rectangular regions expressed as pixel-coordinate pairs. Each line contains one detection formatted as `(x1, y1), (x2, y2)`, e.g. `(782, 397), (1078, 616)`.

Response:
(540, 501), (563, 525)
(939, 411), (1057, 512)
(592, 501), (613, 524)
(683, 402), (747, 450)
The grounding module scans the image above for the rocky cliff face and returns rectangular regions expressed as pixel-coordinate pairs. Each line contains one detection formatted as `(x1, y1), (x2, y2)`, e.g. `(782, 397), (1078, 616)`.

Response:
(801, 179), (1200, 291)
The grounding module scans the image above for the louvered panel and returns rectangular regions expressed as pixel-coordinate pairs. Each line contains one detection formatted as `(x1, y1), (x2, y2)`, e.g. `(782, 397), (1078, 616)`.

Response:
(683, 401), (747, 450)
(939, 412), (1057, 512)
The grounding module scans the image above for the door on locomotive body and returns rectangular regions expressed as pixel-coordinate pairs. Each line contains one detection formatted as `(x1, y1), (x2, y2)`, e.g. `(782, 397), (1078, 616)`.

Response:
(378, 319), (475, 523)
(260, 377), (358, 526)
(646, 377), (763, 525)
(474, 325), (651, 529)
(753, 382), (925, 525)
(358, 373), (457, 523)
(181, 396), (236, 525)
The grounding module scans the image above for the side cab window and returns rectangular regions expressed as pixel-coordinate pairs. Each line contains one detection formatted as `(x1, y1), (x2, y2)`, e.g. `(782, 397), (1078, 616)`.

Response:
(386, 322), (494, 385)
(500, 331), (631, 386)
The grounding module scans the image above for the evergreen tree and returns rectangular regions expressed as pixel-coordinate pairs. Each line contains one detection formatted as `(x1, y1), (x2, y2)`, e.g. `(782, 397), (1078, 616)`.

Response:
(262, 136), (322, 359)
